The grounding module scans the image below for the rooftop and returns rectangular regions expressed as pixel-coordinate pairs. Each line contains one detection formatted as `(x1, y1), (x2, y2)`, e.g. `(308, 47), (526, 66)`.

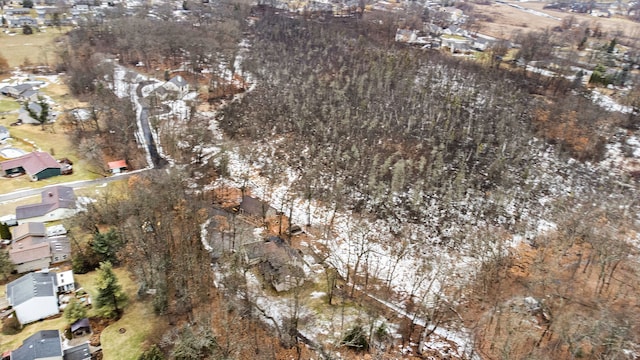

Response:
(6, 272), (56, 307)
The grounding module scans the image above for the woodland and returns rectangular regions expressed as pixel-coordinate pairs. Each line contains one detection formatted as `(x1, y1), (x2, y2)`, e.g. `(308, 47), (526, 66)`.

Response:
(35, 1), (640, 359)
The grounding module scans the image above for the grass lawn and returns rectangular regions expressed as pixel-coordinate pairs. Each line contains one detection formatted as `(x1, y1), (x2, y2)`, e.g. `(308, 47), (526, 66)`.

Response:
(0, 114), (103, 194)
(0, 28), (68, 69)
(79, 267), (163, 360)
(0, 99), (20, 113)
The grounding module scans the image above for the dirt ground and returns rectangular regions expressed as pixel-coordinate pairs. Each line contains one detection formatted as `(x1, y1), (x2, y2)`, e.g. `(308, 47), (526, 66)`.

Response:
(472, 1), (640, 41)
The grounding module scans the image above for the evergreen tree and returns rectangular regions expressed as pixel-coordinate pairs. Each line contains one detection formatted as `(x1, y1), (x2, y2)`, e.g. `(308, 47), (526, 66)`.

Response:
(64, 299), (88, 324)
(0, 222), (11, 240)
(0, 250), (12, 281)
(95, 261), (127, 319)
(26, 97), (50, 130)
(91, 228), (122, 264)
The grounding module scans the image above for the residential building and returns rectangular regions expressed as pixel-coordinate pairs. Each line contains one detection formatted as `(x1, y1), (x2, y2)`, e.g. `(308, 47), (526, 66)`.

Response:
(6, 272), (59, 324)
(10, 330), (63, 360)
(15, 186), (77, 224)
(0, 152), (62, 181)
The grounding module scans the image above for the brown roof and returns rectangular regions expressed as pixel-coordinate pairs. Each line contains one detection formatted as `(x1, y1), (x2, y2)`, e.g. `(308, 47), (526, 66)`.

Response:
(0, 151), (61, 176)
(9, 242), (51, 264)
(12, 222), (46, 241)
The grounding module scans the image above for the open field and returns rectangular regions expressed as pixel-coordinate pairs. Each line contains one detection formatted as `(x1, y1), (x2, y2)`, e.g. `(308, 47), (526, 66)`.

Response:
(472, 1), (640, 40)
(0, 29), (67, 69)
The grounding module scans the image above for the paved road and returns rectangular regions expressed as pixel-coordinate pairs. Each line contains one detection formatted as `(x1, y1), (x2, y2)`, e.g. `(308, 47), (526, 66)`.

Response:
(0, 168), (151, 204)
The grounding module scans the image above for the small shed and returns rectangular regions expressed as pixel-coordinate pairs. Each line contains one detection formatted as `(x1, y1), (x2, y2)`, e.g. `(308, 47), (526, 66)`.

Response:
(71, 318), (92, 337)
(107, 160), (128, 174)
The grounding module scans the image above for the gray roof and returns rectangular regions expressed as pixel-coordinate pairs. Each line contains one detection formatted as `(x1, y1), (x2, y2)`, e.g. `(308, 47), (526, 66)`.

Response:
(63, 343), (91, 360)
(11, 330), (62, 360)
(6, 272), (57, 307)
(16, 186), (76, 220)
(70, 318), (90, 333)
(168, 75), (188, 87)
(239, 195), (277, 218)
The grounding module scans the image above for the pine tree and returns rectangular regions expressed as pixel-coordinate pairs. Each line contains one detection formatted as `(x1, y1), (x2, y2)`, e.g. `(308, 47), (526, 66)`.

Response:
(95, 261), (127, 319)
(0, 222), (11, 240)
(64, 299), (88, 324)
(0, 250), (12, 281)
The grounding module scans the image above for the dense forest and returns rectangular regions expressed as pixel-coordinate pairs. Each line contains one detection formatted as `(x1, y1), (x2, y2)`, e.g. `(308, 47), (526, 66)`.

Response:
(53, 4), (640, 359)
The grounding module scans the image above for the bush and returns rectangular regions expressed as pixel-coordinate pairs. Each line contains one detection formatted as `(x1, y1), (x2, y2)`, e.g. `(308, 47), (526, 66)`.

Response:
(2, 315), (22, 335)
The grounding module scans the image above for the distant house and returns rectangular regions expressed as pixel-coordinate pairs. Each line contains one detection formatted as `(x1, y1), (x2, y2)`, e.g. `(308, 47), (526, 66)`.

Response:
(10, 330), (63, 360)
(0, 84), (33, 99)
(107, 159), (128, 174)
(0, 151), (62, 181)
(15, 186), (77, 224)
(6, 272), (59, 324)
(242, 237), (306, 292)
(7, 16), (39, 28)
(238, 195), (278, 221)
(0, 125), (10, 141)
(18, 102), (56, 125)
(162, 75), (189, 98)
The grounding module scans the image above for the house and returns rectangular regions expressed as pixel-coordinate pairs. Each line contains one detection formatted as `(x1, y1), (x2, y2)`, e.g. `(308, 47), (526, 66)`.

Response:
(12, 222), (47, 242)
(164, 75), (189, 96)
(107, 159), (128, 174)
(237, 195), (278, 221)
(9, 222), (51, 273)
(0, 84), (33, 99)
(440, 35), (472, 53)
(70, 318), (91, 338)
(7, 16), (39, 28)
(17, 102), (56, 125)
(0, 126), (10, 142)
(63, 343), (91, 360)
(9, 330), (63, 360)
(55, 270), (75, 293)
(49, 236), (71, 264)
(0, 151), (61, 181)
(8, 241), (51, 273)
(15, 186), (77, 224)
(6, 272), (59, 324)
(243, 237), (306, 292)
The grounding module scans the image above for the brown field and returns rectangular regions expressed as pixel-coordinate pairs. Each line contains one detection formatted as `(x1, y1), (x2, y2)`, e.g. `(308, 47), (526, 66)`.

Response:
(473, 1), (640, 41)
(0, 29), (67, 69)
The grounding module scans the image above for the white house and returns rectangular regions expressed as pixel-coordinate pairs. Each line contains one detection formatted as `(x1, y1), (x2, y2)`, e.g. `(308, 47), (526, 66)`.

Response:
(163, 75), (189, 98)
(6, 271), (59, 325)
(56, 270), (75, 293)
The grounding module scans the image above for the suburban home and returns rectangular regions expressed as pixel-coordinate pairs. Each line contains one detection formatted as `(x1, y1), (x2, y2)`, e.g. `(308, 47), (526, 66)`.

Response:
(243, 236), (306, 292)
(9, 222), (50, 273)
(56, 270), (75, 293)
(0, 84), (33, 99)
(17, 102), (56, 125)
(237, 195), (278, 222)
(7, 16), (39, 28)
(107, 159), (128, 174)
(15, 186), (77, 224)
(0, 125), (9, 141)
(6, 272), (59, 324)
(8, 223), (72, 272)
(163, 75), (189, 97)
(0, 151), (62, 181)
(9, 330), (63, 360)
